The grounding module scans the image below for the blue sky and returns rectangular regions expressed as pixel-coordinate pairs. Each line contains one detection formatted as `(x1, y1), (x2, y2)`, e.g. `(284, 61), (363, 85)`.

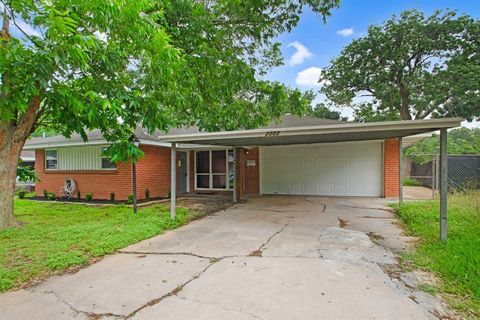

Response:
(265, 0), (480, 127)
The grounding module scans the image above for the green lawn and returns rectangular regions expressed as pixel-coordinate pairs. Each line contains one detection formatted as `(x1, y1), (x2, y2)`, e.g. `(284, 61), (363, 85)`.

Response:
(0, 199), (200, 292)
(393, 191), (480, 316)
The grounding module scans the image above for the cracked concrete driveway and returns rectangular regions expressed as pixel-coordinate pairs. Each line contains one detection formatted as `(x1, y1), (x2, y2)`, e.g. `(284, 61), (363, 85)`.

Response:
(0, 196), (451, 320)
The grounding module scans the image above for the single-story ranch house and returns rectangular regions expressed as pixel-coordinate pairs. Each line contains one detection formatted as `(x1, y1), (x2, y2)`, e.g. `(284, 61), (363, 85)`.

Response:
(24, 115), (461, 203)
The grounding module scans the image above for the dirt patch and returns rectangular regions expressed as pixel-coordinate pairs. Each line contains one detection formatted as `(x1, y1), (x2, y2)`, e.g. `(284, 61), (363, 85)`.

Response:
(249, 250), (263, 257)
(367, 231), (385, 243)
(338, 218), (349, 228)
(176, 196), (233, 215)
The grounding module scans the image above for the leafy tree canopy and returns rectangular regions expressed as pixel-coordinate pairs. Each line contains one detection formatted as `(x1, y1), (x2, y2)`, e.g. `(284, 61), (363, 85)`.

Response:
(1, 0), (340, 161)
(320, 9), (480, 122)
(308, 102), (348, 121)
(405, 128), (480, 155)
(0, 0), (340, 227)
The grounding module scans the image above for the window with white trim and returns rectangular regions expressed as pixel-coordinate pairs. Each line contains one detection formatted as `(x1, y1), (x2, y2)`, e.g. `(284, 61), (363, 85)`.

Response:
(45, 149), (58, 169)
(100, 147), (117, 169)
(195, 150), (234, 190)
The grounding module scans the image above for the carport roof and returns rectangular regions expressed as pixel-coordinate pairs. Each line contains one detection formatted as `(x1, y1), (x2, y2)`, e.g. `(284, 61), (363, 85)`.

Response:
(160, 117), (462, 146)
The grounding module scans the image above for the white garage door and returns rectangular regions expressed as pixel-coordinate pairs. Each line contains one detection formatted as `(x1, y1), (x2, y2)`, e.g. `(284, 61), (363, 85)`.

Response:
(260, 142), (382, 197)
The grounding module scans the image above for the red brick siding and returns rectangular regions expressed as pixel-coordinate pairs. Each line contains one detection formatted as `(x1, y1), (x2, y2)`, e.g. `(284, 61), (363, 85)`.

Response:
(384, 139), (400, 197)
(136, 145), (171, 199)
(245, 148), (259, 194)
(235, 148), (246, 200)
(35, 145), (170, 200)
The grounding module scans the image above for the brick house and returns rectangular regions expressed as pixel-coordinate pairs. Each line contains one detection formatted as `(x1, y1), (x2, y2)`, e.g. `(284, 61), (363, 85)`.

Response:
(23, 115), (461, 201)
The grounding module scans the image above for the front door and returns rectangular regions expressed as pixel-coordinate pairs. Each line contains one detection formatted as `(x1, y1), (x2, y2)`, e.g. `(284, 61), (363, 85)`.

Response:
(178, 151), (188, 194)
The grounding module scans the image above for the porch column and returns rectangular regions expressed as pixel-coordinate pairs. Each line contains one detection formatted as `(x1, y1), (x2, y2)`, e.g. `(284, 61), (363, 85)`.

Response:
(170, 143), (176, 220)
(398, 137), (403, 204)
(440, 128), (448, 241)
(233, 147), (237, 203)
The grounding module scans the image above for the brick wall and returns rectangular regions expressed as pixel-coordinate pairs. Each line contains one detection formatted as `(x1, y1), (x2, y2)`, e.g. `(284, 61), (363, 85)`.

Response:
(245, 147), (259, 195)
(384, 138), (400, 197)
(35, 145), (171, 200)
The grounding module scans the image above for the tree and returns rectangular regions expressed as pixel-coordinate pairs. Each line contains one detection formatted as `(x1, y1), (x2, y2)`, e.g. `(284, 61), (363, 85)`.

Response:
(320, 10), (480, 122)
(405, 127), (480, 155)
(0, 0), (339, 228)
(309, 103), (348, 121)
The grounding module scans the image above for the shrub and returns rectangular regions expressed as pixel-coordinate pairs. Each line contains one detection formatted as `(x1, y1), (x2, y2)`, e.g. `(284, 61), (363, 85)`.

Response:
(43, 190), (48, 198)
(145, 188), (150, 200)
(85, 193), (93, 202)
(110, 192), (115, 201)
(46, 192), (57, 201)
(127, 194), (134, 204)
(17, 189), (27, 199)
(403, 177), (422, 186)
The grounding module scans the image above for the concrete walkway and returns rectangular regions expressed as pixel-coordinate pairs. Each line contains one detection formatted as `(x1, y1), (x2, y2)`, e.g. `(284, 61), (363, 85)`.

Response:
(0, 196), (451, 319)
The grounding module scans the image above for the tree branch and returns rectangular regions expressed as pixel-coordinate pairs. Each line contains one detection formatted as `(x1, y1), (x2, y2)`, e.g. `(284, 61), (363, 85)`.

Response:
(1, 0), (40, 45)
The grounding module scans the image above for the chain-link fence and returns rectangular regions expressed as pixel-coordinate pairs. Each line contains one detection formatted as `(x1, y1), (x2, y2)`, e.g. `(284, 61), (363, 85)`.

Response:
(403, 154), (480, 196)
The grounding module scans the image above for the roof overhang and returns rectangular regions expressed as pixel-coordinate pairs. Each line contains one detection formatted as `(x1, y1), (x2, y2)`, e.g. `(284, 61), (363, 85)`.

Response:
(23, 138), (228, 150)
(160, 118), (462, 147)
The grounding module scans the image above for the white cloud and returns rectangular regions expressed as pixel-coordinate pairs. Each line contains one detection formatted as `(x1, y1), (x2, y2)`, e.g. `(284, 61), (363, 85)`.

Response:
(287, 41), (313, 66)
(295, 67), (330, 87)
(336, 28), (354, 37)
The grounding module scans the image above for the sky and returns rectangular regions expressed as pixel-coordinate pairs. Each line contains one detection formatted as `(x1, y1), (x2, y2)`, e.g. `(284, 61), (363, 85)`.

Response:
(264, 0), (480, 128)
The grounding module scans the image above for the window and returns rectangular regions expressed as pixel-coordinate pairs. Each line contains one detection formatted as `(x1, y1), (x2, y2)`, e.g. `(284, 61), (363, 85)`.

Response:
(45, 149), (58, 169)
(195, 150), (231, 189)
(101, 147), (117, 169)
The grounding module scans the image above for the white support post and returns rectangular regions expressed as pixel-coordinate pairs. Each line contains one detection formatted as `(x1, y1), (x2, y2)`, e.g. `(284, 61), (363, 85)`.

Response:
(399, 137), (403, 204)
(170, 143), (177, 220)
(440, 128), (448, 242)
(233, 147), (237, 203)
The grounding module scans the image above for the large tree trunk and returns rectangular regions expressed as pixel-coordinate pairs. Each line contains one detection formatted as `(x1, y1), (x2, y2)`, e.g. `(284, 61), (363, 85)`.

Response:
(399, 82), (412, 120)
(0, 123), (24, 228)
(0, 97), (41, 229)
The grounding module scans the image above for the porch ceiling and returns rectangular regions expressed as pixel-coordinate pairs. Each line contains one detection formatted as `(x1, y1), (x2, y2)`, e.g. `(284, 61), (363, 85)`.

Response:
(160, 118), (462, 147)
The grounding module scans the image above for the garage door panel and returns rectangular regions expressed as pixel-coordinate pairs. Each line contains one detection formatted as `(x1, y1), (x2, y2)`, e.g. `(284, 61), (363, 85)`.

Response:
(261, 142), (382, 197)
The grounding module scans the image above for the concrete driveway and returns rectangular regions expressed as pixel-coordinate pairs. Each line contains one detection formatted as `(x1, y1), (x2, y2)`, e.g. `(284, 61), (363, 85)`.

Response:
(0, 196), (450, 319)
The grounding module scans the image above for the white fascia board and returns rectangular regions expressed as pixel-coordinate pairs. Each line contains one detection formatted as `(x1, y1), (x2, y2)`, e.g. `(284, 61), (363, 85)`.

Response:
(160, 118), (463, 143)
(23, 139), (109, 150)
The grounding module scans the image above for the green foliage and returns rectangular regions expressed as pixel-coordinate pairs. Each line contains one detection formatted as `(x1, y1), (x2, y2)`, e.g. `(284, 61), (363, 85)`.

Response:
(16, 160), (37, 183)
(308, 103), (348, 121)
(403, 178), (422, 186)
(127, 194), (134, 205)
(16, 190), (27, 199)
(1, 0), (339, 164)
(320, 10), (480, 122)
(405, 128), (480, 156)
(46, 192), (57, 201)
(392, 192), (480, 315)
(0, 200), (196, 291)
(110, 193), (115, 202)
(85, 193), (93, 202)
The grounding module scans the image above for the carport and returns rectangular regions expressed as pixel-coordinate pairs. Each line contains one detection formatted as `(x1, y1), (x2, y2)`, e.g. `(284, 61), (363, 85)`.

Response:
(162, 118), (462, 241)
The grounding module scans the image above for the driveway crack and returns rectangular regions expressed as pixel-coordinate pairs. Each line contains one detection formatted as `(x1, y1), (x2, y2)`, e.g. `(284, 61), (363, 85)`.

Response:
(44, 290), (124, 319)
(117, 250), (215, 260)
(249, 224), (287, 257)
(125, 258), (220, 318)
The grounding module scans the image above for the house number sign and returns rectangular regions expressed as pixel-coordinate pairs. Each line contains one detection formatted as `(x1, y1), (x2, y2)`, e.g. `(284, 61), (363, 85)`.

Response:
(265, 131), (280, 137)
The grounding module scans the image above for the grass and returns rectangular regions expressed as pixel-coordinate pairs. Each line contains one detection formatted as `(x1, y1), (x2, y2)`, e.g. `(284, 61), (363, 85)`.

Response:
(0, 198), (202, 292)
(403, 177), (422, 186)
(392, 191), (480, 316)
